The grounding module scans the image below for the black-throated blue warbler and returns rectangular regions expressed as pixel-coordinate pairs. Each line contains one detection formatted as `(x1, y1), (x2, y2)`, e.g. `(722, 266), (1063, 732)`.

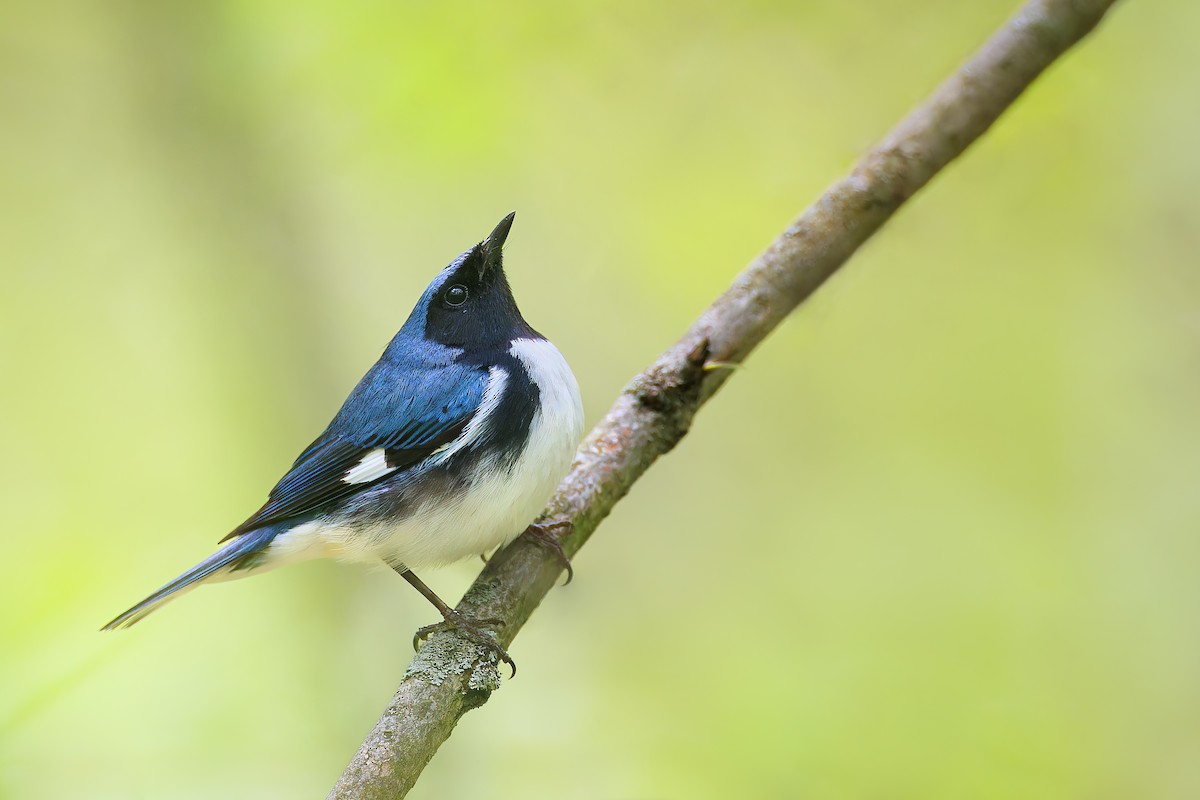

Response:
(103, 213), (584, 673)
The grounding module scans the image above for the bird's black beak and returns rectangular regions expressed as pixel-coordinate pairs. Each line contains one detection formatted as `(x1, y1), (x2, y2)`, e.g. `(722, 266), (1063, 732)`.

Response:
(479, 211), (516, 276)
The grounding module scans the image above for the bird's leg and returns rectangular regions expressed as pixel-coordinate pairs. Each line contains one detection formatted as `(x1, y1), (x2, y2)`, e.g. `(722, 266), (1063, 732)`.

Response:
(522, 520), (575, 585)
(392, 566), (516, 677)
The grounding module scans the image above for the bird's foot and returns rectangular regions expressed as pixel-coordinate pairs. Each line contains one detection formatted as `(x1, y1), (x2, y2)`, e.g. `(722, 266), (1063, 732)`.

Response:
(413, 609), (516, 678)
(522, 520), (575, 585)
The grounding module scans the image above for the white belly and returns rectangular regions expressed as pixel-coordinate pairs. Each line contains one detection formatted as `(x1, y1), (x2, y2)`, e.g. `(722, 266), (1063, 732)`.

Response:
(371, 442), (572, 567)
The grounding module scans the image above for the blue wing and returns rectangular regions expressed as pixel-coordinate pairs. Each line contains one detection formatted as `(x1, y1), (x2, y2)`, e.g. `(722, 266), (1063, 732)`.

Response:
(221, 358), (487, 541)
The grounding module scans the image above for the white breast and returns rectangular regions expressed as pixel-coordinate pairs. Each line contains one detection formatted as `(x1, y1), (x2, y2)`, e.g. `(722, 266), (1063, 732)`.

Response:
(502, 336), (587, 531)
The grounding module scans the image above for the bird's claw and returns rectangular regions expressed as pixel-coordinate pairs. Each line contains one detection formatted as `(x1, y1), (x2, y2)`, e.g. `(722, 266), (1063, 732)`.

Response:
(412, 610), (516, 677)
(523, 521), (575, 585)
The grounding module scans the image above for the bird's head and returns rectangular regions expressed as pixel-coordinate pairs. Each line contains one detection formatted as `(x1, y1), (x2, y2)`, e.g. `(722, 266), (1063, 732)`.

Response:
(396, 211), (537, 354)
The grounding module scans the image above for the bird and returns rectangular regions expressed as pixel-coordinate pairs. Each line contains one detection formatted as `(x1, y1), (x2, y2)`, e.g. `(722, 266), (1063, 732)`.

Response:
(102, 212), (584, 674)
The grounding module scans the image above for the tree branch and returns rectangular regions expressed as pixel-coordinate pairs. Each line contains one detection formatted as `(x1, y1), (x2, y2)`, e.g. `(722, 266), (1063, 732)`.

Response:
(329, 1), (1122, 796)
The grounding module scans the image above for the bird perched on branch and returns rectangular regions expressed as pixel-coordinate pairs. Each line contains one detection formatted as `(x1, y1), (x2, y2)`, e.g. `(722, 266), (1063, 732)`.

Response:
(103, 212), (584, 673)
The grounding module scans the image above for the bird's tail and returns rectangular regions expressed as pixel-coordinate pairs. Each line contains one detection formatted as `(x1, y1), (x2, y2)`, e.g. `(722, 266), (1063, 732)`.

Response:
(101, 526), (278, 631)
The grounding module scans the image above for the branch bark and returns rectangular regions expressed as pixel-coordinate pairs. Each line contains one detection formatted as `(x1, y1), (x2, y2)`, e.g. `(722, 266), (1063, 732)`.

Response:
(330, 1), (1122, 796)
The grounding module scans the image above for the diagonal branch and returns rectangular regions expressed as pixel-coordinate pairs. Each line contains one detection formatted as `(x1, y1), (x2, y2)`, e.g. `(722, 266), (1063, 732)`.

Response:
(329, 1), (1122, 796)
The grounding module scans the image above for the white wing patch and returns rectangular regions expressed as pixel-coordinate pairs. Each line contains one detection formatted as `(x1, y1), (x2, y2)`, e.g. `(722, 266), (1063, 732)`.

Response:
(343, 448), (395, 484)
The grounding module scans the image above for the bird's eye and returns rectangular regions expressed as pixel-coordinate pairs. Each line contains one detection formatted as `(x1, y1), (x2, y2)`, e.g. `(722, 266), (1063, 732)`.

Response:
(444, 285), (468, 307)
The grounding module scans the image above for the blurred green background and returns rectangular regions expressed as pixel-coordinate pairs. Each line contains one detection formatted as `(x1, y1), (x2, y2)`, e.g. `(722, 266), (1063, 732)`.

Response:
(3, 1), (1199, 797)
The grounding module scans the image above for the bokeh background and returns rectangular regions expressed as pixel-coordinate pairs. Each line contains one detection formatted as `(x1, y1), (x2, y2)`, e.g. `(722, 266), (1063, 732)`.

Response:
(3, 1), (1199, 797)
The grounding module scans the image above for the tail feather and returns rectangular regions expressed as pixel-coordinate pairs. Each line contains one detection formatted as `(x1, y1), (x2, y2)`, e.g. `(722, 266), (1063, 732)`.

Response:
(101, 527), (278, 631)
